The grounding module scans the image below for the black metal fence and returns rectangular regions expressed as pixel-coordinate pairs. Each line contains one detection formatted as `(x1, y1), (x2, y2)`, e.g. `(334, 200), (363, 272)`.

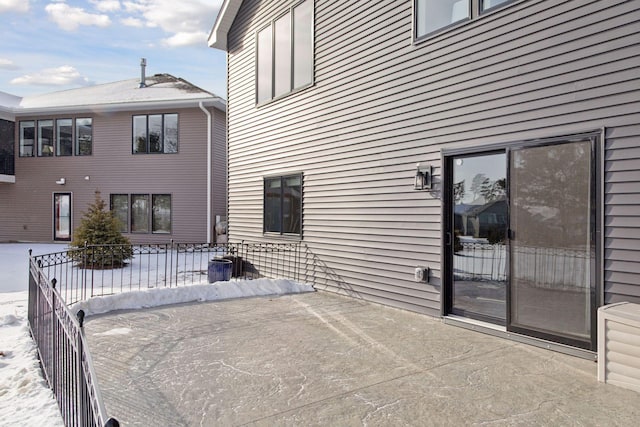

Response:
(28, 241), (301, 426)
(28, 257), (118, 427)
(34, 241), (301, 306)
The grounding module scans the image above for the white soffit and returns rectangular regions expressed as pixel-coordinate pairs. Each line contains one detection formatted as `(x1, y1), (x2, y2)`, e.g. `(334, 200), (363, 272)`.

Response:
(208, 0), (243, 51)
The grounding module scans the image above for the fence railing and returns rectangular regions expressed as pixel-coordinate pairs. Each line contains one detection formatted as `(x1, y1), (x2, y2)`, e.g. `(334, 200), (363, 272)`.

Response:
(28, 256), (118, 427)
(28, 241), (301, 426)
(34, 241), (301, 306)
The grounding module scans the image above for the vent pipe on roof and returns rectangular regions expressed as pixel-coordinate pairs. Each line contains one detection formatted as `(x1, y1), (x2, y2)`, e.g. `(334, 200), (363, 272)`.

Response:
(139, 58), (147, 88)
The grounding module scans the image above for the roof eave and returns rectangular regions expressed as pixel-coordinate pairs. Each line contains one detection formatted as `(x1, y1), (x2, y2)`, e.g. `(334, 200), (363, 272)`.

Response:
(208, 0), (243, 51)
(13, 97), (227, 116)
(0, 106), (15, 121)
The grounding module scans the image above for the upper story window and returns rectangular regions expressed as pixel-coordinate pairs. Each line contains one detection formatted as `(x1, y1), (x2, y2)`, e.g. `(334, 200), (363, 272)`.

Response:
(76, 118), (93, 156)
(415, 0), (516, 39)
(132, 113), (178, 154)
(264, 174), (302, 236)
(19, 118), (92, 157)
(38, 120), (54, 157)
(0, 119), (15, 175)
(19, 121), (35, 157)
(56, 119), (73, 156)
(257, 0), (313, 104)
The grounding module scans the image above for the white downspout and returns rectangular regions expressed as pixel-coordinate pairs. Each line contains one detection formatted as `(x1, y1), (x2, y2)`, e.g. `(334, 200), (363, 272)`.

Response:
(199, 101), (212, 244)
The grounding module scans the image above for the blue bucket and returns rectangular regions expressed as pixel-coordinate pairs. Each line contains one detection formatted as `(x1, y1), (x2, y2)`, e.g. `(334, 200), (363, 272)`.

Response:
(208, 259), (233, 283)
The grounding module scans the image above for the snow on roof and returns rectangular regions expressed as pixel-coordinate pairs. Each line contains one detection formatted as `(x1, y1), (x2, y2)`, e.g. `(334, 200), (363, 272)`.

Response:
(0, 91), (21, 120)
(0, 91), (22, 108)
(17, 74), (222, 111)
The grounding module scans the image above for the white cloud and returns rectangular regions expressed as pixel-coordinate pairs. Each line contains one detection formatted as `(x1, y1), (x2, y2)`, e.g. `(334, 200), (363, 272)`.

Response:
(90, 0), (121, 12)
(45, 3), (111, 31)
(0, 58), (19, 70)
(161, 31), (207, 47)
(10, 65), (91, 87)
(120, 16), (143, 27)
(0, 0), (29, 13)
(122, 0), (222, 46)
(122, 1), (145, 13)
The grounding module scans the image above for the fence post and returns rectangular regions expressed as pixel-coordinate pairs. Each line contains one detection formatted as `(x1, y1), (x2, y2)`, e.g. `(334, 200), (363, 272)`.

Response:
(169, 239), (174, 288)
(83, 242), (88, 301)
(28, 249), (33, 321)
(51, 278), (57, 408)
(77, 310), (86, 426)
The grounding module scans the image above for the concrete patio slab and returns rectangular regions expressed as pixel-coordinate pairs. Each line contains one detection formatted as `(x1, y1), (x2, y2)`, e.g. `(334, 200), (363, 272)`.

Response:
(85, 291), (640, 426)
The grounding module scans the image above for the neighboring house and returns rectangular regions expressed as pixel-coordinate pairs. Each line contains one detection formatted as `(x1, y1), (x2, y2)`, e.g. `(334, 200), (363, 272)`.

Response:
(0, 71), (227, 244)
(455, 198), (507, 240)
(209, 0), (640, 356)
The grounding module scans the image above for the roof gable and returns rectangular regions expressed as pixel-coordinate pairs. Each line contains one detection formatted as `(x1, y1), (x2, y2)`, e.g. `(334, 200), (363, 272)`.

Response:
(208, 0), (244, 51)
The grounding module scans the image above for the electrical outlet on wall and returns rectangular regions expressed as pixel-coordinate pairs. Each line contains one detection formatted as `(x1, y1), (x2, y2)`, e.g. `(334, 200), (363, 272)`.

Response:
(414, 267), (430, 283)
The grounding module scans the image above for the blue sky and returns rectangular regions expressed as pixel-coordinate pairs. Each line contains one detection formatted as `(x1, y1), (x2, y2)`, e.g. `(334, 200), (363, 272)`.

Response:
(0, 0), (227, 98)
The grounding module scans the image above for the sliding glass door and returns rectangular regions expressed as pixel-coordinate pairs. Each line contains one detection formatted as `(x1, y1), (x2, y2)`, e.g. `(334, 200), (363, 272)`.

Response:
(445, 136), (598, 350)
(449, 152), (507, 325)
(508, 139), (595, 348)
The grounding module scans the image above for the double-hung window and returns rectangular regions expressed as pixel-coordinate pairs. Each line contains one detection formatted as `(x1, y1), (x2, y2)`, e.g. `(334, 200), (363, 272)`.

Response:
(264, 174), (302, 236)
(133, 114), (178, 154)
(257, 0), (313, 104)
(415, 0), (516, 39)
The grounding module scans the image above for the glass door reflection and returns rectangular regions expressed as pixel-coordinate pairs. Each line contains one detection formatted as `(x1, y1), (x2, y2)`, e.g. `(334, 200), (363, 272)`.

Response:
(508, 140), (594, 347)
(451, 152), (507, 325)
(54, 193), (71, 241)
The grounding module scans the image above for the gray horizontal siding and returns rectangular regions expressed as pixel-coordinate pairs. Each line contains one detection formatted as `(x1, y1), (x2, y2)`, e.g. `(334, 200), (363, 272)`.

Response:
(212, 108), (228, 232)
(226, 0), (640, 314)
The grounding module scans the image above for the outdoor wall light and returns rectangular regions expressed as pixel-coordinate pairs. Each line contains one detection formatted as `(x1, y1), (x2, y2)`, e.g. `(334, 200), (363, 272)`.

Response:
(84, 176), (90, 181)
(55, 178), (66, 185)
(414, 163), (432, 190)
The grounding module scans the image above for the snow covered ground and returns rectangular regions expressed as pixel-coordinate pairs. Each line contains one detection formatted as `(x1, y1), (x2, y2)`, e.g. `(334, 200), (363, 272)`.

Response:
(0, 244), (66, 426)
(0, 243), (313, 426)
